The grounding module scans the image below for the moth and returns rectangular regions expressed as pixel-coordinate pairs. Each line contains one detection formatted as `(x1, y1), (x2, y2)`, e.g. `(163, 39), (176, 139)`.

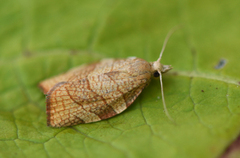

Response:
(39, 27), (178, 127)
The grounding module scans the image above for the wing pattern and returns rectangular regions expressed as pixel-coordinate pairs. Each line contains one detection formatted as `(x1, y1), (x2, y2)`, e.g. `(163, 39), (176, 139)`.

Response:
(40, 58), (152, 127)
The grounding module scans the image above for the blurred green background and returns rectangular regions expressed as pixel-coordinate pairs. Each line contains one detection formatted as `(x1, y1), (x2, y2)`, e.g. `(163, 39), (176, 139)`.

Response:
(0, 0), (240, 158)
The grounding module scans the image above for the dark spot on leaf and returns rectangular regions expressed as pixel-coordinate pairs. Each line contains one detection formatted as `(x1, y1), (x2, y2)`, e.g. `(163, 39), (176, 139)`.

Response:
(201, 90), (204, 92)
(215, 59), (227, 69)
(172, 72), (178, 76)
(23, 50), (32, 57)
(216, 88), (218, 89)
(238, 82), (240, 85)
(70, 50), (78, 55)
(191, 48), (197, 56)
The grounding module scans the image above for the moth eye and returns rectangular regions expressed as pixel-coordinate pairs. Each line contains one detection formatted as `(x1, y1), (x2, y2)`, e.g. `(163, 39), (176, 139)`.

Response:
(153, 71), (160, 77)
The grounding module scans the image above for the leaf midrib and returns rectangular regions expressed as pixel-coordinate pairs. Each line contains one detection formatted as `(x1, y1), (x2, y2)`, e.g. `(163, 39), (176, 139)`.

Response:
(167, 71), (240, 86)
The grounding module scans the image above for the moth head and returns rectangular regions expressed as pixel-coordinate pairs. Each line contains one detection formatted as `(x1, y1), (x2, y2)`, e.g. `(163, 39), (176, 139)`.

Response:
(150, 25), (180, 78)
(152, 61), (172, 77)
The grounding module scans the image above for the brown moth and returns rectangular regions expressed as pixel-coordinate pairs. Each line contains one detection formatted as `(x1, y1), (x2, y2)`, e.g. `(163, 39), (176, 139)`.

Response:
(39, 27), (178, 127)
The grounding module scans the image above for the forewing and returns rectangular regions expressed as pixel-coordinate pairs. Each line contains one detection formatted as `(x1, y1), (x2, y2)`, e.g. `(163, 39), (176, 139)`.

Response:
(47, 71), (150, 127)
(46, 81), (103, 127)
(44, 58), (152, 127)
(39, 63), (97, 94)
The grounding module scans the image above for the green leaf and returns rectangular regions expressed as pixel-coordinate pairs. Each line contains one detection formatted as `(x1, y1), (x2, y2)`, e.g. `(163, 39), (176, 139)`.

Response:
(1, 0), (240, 158)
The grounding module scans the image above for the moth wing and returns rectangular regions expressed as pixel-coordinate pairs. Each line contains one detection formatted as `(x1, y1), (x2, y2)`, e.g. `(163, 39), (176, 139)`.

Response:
(39, 59), (117, 94)
(39, 63), (97, 94)
(46, 81), (103, 127)
(47, 70), (150, 127)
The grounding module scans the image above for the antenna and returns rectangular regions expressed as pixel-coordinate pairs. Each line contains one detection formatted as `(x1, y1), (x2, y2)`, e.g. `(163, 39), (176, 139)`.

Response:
(157, 25), (181, 123)
(157, 25), (181, 63)
(158, 71), (174, 122)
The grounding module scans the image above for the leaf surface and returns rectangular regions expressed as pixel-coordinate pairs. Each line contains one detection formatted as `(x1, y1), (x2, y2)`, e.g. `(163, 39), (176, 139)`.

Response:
(1, 0), (240, 158)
